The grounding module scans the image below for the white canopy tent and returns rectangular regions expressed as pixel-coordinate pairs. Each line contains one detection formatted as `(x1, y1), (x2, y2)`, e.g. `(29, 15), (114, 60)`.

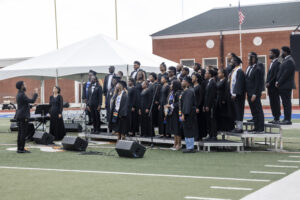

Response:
(0, 34), (178, 81)
(0, 34), (179, 104)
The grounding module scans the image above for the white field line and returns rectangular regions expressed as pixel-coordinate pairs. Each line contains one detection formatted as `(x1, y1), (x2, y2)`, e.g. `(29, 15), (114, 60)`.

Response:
(210, 186), (253, 191)
(289, 156), (300, 158)
(185, 197), (231, 200)
(0, 166), (270, 182)
(278, 160), (300, 163)
(250, 171), (286, 175)
(264, 165), (298, 168)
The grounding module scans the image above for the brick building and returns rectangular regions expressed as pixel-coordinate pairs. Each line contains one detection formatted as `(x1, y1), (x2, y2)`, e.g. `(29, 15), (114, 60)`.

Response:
(151, 2), (300, 104)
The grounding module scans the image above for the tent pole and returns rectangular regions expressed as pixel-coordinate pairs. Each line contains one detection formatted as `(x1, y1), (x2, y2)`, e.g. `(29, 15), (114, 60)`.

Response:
(55, 69), (58, 86)
(40, 79), (45, 104)
(80, 74), (83, 110)
(127, 65), (129, 81)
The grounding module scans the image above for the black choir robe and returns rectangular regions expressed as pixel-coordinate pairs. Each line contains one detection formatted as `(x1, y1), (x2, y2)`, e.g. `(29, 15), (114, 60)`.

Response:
(140, 88), (153, 137)
(193, 84), (204, 139)
(158, 84), (170, 135)
(166, 90), (182, 136)
(127, 86), (139, 133)
(149, 82), (161, 128)
(181, 88), (198, 138)
(204, 79), (217, 138)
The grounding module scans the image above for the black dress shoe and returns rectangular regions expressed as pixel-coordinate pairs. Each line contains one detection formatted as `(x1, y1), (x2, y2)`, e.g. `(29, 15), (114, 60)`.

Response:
(17, 150), (31, 153)
(247, 119), (254, 122)
(279, 120), (292, 125)
(268, 120), (279, 124)
(231, 129), (243, 133)
(182, 149), (196, 153)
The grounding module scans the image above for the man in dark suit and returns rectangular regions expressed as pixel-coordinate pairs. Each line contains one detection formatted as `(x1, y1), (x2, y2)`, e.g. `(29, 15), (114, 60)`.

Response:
(130, 61), (141, 81)
(203, 69), (217, 140)
(229, 56), (245, 133)
(103, 66), (115, 97)
(266, 49), (281, 124)
(276, 46), (296, 125)
(245, 52), (265, 133)
(15, 81), (38, 153)
(82, 70), (96, 125)
(87, 76), (103, 133)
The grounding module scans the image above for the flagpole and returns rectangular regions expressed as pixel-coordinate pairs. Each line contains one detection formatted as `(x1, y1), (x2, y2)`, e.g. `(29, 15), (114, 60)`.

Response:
(54, 0), (59, 85)
(239, 23), (242, 64)
(115, 0), (118, 40)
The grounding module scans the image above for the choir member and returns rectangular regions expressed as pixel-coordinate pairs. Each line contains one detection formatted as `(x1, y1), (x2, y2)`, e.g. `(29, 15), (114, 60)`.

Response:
(15, 81), (38, 153)
(105, 76), (120, 126)
(176, 64), (183, 79)
(225, 52), (237, 74)
(158, 75), (170, 137)
(245, 52), (265, 133)
(130, 61), (142, 81)
(203, 69), (218, 141)
(109, 80), (129, 140)
(82, 70), (96, 125)
(168, 66), (177, 82)
(165, 80), (182, 150)
(276, 46), (296, 125)
(192, 73), (205, 140)
(158, 62), (168, 83)
(149, 72), (161, 136)
(229, 56), (246, 133)
(180, 76), (198, 153)
(180, 67), (190, 81)
(103, 66), (115, 97)
(139, 80), (153, 137)
(127, 78), (138, 136)
(87, 76), (103, 134)
(192, 63), (205, 80)
(266, 48), (281, 124)
(117, 71), (124, 79)
(49, 86), (66, 141)
(216, 69), (235, 132)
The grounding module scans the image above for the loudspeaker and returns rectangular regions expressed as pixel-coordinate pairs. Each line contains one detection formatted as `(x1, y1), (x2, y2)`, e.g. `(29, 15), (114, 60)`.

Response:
(64, 123), (82, 132)
(33, 132), (54, 145)
(115, 140), (146, 158)
(290, 33), (300, 71)
(10, 122), (18, 131)
(62, 136), (88, 151)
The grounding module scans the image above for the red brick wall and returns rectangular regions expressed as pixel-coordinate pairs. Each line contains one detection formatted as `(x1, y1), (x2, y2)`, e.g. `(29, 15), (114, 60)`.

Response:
(152, 30), (299, 99)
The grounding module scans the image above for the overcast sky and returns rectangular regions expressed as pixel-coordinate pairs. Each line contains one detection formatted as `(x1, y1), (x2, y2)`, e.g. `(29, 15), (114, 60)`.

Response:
(0, 0), (297, 59)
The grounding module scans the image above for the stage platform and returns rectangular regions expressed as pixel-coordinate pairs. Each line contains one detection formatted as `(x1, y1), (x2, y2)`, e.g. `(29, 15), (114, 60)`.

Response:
(221, 122), (283, 151)
(198, 140), (244, 152)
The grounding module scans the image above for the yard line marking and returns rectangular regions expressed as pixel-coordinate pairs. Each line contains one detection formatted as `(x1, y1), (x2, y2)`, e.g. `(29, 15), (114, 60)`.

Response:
(264, 165), (298, 168)
(250, 171), (286, 175)
(278, 160), (300, 163)
(289, 155), (300, 158)
(0, 166), (270, 182)
(185, 197), (231, 200)
(210, 186), (253, 191)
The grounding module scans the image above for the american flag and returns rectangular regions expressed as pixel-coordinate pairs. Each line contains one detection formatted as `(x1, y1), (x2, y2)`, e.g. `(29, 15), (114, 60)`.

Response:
(238, 1), (245, 25)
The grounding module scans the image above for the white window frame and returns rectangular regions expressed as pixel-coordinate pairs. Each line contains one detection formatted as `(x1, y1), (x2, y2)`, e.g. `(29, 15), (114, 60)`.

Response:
(202, 57), (218, 68)
(180, 58), (195, 67)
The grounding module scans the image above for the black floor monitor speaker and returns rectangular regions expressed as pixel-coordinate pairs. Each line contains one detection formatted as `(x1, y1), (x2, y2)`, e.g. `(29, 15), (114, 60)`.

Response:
(290, 33), (300, 71)
(33, 132), (54, 145)
(64, 123), (83, 132)
(10, 122), (18, 131)
(115, 140), (146, 158)
(62, 136), (88, 151)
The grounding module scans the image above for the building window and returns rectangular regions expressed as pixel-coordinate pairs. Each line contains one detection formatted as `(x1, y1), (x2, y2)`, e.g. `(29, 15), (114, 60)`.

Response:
(203, 57), (218, 68)
(180, 59), (195, 67)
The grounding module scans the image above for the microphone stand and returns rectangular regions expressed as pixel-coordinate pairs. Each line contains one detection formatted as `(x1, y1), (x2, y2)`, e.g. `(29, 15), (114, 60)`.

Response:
(148, 82), (159, 149)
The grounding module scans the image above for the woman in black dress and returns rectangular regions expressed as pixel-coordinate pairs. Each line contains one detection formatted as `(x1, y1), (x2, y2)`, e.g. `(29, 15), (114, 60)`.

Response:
(192, 73), (204, 140)
(139, 80), (153, 137)
(165, 80), (182, 150)
(216, 68), (235, 131)
(49, 86), (66, 141)
(158, 75), (170, 137)
(127, 78), (138, 136)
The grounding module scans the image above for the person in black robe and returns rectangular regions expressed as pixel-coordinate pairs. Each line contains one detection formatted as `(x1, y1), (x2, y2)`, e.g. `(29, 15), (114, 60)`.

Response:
(134, 71), (146, 135)
(109, 81), (129, 140)
(139, 81), (153, 137)
(203, 69), (218, 141)
(158, 75), (170, 137)
(15, 81), (38, 153)
(106, 76), (120, 128)
(149, 72), (161, 136)
(49, 86), (66, 140)
(158, 62), (168, 83)
(192, 73), (204, 140)
(82, 70), (96, 125)
(181, 77), (198, 153)
(216, 69), (235, 132)
(87, 76), (103, 134)
(168, 66), (178, 83)
(127, 78), (139, 136)
(165, 80), (182, 150)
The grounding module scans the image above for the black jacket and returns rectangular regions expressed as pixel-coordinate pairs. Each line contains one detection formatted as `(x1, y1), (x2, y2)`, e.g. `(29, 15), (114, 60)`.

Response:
(204, 79), (217, 108)
(266, 59), (281, 89)
(245, 64), (263, 97)
(15, 91), (38, 120)
(110, 91), (128, 118)
(130, 68), (142, 81)
(230, 67), (245, 96)
(103, 73), (115, 96)
(140, 88), (153, 112)
(127, 86), (137, 110)
(276, 56), (296, 90)
(257, 62), (265, 91)
(87, 83), (103, 108)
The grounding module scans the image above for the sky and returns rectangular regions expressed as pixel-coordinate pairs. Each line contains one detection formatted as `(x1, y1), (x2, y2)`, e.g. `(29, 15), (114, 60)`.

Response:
(0, 0), (297, 59)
